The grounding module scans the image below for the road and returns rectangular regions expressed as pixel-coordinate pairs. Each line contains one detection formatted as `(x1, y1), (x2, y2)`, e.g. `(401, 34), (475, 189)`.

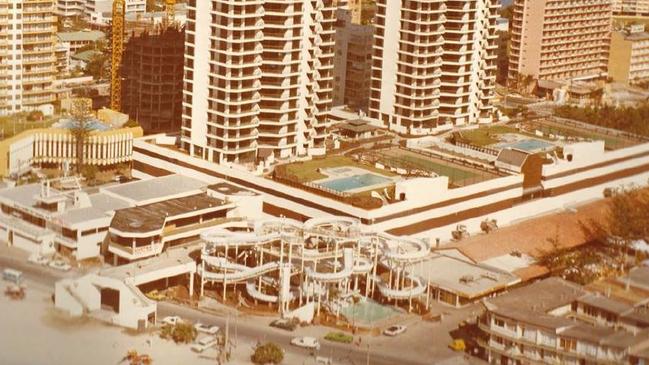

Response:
(0, 253), (426, 365)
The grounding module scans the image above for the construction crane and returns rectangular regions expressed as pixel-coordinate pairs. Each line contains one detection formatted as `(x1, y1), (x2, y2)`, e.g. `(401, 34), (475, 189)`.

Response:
(110, 0), (125, 112)
(165, 0), (176, 25)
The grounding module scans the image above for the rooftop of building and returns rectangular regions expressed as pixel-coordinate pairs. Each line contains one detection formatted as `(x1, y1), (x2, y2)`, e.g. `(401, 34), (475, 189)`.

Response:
(496, 148), (530, 168)
(618, 266), (649, 291)
(334, 119), (381, 134)
(71, 50), (102, 62)
(101, 174), (206, 205)
(110, 193), (228, 234)
(57, 30), (105, 43)
(100, 244), (196, 283)
(406, 252), (519, 298)
(207, 182), (259, 197)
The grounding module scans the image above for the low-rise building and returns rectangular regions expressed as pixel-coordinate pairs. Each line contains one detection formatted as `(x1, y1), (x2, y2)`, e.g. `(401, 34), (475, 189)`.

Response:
(479, 278), (649, 365)
(0, 118), (142, 178)
(0, 180), (130, 260)
(56, 30), (106, 53)
(609, 25), (649, 86)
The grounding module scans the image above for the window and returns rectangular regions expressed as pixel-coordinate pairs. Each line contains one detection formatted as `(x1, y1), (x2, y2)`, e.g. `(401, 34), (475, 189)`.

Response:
(494, 318), (505, 327)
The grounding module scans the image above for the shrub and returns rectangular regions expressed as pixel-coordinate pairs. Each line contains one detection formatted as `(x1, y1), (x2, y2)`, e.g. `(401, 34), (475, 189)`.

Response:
(251, 342), (284, 364)
(159, 323), (197, 344)
(324, 331), (353, 344)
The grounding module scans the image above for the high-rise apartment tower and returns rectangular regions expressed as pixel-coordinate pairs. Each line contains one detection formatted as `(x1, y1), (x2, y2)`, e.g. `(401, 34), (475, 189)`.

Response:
(181, 0), (336, 164)
(0, 0), (57, 116)
(368, 0), (499, 135)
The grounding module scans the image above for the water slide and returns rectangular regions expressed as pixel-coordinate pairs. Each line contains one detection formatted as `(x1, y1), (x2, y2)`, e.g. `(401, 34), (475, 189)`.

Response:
(305, 248), (355, 283)
(373, 273), (427, 300)
(200, 256), (279, 282)
(377, 233), (431, 262)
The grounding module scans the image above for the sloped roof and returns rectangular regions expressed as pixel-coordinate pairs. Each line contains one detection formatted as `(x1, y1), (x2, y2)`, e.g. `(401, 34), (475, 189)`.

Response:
(496, 148), (530, 167)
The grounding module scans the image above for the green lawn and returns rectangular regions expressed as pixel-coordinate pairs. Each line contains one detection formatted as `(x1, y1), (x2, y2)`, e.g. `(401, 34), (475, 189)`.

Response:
(378, 150), (478, 184)
(532, 124), (632, 150)
(277, 155), (394, 182)
(459, 125), (519, 146)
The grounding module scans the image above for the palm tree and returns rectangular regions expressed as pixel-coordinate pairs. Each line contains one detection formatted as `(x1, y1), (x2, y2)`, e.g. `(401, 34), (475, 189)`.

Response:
(68, 99), (93, 175)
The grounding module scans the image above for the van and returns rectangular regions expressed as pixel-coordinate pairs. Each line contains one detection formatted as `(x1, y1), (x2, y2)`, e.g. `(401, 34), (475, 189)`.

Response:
(3, 268), (23, 284)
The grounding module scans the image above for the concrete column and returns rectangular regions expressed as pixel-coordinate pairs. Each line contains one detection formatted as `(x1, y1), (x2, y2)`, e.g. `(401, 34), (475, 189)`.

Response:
(189, 272), (194, 298)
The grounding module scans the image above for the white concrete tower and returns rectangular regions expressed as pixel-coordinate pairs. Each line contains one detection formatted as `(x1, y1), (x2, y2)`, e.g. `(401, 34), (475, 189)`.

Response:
(369, 0), (498, 135)
(182, 0), (335, 165)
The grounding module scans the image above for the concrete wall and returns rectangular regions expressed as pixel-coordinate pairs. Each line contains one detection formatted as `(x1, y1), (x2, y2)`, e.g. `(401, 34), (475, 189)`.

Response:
(609, 31), (633, 84)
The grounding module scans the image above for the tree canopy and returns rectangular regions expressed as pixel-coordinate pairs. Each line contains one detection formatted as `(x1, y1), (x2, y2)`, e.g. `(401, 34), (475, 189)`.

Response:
(555, 103), (649, 137)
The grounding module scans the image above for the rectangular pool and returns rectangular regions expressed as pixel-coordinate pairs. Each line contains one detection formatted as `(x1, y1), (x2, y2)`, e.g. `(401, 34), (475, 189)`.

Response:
(317, 173), (391, 192)
(498, 139), (554, 152)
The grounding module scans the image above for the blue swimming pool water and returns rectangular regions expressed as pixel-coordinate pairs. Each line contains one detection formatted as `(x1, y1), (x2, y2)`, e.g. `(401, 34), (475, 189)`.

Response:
(56, 119), (112, 132)
(318, 173), (390, 192)
(499, 139), (554, 152)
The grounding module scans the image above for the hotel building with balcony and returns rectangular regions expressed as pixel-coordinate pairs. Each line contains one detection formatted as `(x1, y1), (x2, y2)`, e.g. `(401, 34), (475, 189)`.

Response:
(368, 0), (499, 135)
(0, 0), (58, 116)
(181, 0), (336, 165)
(508, 0), (612, 88)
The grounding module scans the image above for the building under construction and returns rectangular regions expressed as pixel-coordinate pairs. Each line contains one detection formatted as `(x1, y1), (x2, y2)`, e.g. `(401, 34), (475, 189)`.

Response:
(120, 25), (184, 134)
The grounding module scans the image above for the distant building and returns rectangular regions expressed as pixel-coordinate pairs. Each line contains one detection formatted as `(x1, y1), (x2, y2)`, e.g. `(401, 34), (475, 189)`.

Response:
(0, 0), (58, 115)
(508, 0), (611, 87)
(369, 0), (498, 134)
(121, 26), (184, 134)
(612, 0), (649, 16)
(333, 8), (373, 112)
(479, 277), (649, 365)
(609, 24), (649, 86)
(57, 30), (106, 53)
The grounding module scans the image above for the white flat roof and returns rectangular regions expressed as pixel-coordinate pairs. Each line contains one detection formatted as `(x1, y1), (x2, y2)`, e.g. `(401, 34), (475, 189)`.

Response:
(100, 174), (206, 205)
(406, 254), (520, 298)
(481, 253), (535, 273)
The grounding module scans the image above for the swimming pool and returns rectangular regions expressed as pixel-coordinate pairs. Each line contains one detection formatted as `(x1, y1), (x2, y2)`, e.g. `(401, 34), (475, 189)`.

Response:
(340, 299), (399, 326)
(498, 139), (554, 152)
(317, 173), (391, 192)
(54, 119), (112, 132)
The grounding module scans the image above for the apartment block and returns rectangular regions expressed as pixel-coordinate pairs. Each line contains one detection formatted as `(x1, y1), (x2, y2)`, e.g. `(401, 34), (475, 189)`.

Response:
(369, 0), (499, 135)
(508, 0), (612, 88)
(121, 26), (185, 134)
(181, 0), (336, 164)
(0, 0), (58, 116)
(609, 24), (649, 85)
(83, 0), (145, 18)
(333, 8), (373, 112)
(479, 278), (649, 365)
(56, 0), (85, 19)
(612, 0), (649, 16)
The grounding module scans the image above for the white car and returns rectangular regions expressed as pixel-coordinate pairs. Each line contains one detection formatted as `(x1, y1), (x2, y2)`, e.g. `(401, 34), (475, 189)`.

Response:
(160, 316), (182, 326)
(191, 335), (218, 353)
(291, 336), (320, 350)
(194, 323), (219, 335)
(48, 260), (71, 271)
(383, 325), (407, 337)
(28, 254), (49, 266)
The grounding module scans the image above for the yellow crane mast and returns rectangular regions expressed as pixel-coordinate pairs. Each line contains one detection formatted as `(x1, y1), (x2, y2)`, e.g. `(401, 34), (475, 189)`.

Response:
(165, 0), (176, 24)
(110, 0), (125, 111)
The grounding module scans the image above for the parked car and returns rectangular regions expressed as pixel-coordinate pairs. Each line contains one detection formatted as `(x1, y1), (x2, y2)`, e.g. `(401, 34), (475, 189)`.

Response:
(28, 254), (49, 266)
(2, 268), (22, 284)
(190, 335), (218, 353)
(194, 323), (219, 335)
(291, 336), (320, 350)
(270, 318), (298, 331)
(48, 260), (71, 272)
(383, 325), (407, 337)
(160, 316), (182, 326)
(315, 356), (333, 365)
